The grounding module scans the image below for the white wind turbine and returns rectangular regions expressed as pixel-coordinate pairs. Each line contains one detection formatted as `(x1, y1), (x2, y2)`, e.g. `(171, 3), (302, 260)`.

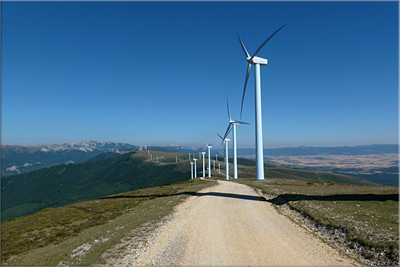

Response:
(217, 133), (231, 180)
(238, 23), (287, 180)
(223, 98), (249, 179)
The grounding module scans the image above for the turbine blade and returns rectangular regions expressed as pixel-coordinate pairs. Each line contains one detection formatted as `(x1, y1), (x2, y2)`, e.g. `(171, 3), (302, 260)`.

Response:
(217, 133), (225, 147)
(250, 23), (287, 61)
(223, 124), (232, 140)
(226, 125), (233, 137)
(227, 98), (231, 121)
(238, 34), (250, 58)
(240, 63), (251, 119)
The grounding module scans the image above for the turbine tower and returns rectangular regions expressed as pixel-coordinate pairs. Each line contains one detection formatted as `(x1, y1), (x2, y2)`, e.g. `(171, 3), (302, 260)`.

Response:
(223, 98), (249, 179)
(217, 133), (230, 180)
(190, 161), (194, 179)
(207, 144), (212, 177)
(238, 23), (287, 180)
(201, 152), (206, 178)
(193, 158), (197, 178)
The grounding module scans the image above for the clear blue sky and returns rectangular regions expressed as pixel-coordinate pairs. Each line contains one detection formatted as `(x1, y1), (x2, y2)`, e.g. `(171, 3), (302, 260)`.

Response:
(2, 1), (398, 148)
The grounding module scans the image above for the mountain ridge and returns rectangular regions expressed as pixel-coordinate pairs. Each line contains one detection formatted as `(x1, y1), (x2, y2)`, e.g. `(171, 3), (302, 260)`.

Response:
(1, 141), (138, 175)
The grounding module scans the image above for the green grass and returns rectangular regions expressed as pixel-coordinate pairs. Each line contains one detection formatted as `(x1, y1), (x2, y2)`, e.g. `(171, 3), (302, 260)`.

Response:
(236, 178), (399, 255)
(1, 179), (217, 266)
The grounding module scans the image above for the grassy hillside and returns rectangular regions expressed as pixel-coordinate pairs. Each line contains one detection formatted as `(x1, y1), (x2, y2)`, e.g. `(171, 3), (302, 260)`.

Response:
(1, 150), (195, 221)
(1, 179), (217, 266)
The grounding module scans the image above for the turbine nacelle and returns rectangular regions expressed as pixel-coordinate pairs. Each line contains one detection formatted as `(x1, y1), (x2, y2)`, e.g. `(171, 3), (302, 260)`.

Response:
(246, 56), (268, 66)
(230, 119), (249, 125)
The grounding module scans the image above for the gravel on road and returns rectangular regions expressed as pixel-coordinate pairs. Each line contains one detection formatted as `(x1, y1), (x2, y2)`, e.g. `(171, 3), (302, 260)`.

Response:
(101, 180), (360, 266)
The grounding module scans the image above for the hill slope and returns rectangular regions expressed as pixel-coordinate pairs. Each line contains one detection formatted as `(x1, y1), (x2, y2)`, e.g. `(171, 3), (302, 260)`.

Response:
(1, 151), (191, 221)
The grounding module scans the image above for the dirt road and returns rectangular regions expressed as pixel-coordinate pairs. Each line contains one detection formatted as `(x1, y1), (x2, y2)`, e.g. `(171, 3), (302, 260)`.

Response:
(110, 180), (359, 266)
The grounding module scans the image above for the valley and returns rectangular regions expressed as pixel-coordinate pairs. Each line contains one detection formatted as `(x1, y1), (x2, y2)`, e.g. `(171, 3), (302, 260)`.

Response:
(263, 153), (399, 186)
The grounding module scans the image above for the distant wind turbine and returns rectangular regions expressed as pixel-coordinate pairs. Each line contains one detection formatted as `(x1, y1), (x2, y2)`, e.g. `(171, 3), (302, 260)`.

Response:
(190, 161), (194, 179)
(217, 133), (231, 180)
(238, 23), (287, 180)
(207, 144), (212, 177)
(201, 152), (206, 178)
(223, 98), (249, 179)
(193, 158), (197, 178)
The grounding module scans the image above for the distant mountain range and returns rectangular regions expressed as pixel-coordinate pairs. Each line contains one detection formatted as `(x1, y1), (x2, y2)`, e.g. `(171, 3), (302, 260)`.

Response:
(2, 142), (398, 176)
(1, 141), (137, 176)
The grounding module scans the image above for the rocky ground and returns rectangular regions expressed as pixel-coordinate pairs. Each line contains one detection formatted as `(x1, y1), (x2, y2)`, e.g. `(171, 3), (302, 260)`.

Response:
(257, 189), (399, 266)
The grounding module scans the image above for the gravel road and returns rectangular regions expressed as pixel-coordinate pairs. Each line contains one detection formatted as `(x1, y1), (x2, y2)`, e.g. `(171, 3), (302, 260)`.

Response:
(106, 180), (360, 266)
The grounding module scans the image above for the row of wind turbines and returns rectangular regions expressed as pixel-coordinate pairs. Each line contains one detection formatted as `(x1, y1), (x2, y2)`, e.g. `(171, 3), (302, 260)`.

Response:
(190, 24), (287, 181)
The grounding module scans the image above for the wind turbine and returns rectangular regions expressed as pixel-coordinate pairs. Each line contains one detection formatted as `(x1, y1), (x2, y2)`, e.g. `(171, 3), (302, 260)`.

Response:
(223, 98), (249, 179)
(217, 133), (231, 180)
(238, 23), (287, 180)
